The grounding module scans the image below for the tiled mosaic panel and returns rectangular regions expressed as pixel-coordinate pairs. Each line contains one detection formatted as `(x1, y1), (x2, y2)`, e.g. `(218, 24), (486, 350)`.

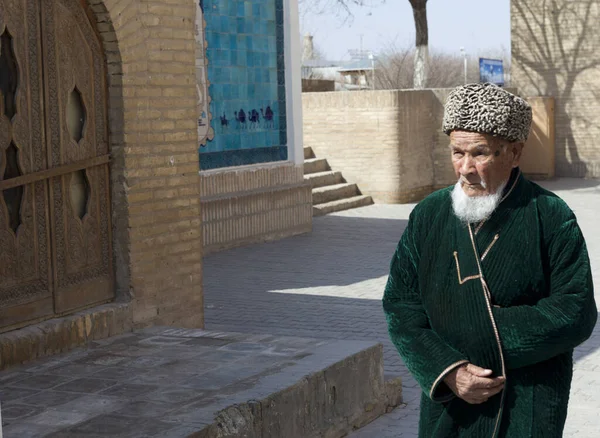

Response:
(199, 0), (287, 170)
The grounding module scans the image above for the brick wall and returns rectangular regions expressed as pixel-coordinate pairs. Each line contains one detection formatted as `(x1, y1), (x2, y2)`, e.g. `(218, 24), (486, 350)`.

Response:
(88, 0), (204, 329)
(520, 97), (556, 179)
(511, 0), (600, 178)
(303, 88), (553, 203)
(430, 89), (461, 188)
(200, 164), (312, 254)
(303, 90), (443, 203)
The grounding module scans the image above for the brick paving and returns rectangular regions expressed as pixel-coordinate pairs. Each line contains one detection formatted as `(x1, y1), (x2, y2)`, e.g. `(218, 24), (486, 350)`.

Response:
(1, 328), (374, 437)
(204, 178), (600, 437)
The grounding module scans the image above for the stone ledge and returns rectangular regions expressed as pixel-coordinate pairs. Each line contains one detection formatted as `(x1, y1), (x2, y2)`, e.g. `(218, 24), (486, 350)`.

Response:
(369, 185), (436, 204)
(0, 302), (132, 371)
(1, 329), (401, 438)
(192, 341), (398, 438)
(202, 182), (313, 254)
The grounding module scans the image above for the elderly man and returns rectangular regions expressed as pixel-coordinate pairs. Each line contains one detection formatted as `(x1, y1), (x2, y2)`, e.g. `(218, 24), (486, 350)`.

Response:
(383, 83), (597, 437)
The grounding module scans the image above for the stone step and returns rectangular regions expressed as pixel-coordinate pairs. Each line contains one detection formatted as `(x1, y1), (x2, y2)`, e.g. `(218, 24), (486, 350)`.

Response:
(1, 328), (400, 438)
(313, 195), (374, 216)
(196, 339), (393, 438)
(304, 158), (329, 175)
(304, 146), (315, 159)
(313, 182), (360, 205)
(304, 170), (344, 189)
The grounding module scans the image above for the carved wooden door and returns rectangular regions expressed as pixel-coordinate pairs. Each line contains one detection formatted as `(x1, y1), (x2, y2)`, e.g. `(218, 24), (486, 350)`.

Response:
(0, 0), (53, 329)
(0, 0), (113, 331)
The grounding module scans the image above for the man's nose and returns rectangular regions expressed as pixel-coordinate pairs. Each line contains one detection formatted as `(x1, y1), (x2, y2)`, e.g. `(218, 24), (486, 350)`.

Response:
(460, 155), (476, 175)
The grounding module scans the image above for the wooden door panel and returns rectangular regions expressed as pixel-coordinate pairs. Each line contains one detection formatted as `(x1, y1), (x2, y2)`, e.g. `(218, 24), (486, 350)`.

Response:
(0, 0), (53, 330)
(41, 0), (113, 313)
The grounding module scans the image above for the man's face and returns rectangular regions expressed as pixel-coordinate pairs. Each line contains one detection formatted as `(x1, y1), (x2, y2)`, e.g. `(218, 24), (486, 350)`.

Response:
(449, 130), (523, 197)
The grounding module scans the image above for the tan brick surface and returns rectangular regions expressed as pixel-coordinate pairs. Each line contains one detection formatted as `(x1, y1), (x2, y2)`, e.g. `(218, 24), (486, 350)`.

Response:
(0, 303), (132, 370)
(511, 0), (600, 178)
(200, 164), (312, 254)
(303, 88), (556, 203)
(86, 0), (203, 329)
(302, 90), (454, 204)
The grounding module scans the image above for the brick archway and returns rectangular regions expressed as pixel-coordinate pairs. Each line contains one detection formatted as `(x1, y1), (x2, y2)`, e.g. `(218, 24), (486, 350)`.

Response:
(82, 0), (129, 302)
(81, 0), (204, 329)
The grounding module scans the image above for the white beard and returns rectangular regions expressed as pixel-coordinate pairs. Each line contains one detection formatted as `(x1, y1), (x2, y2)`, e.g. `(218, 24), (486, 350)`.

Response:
(451, 180), (507, 224)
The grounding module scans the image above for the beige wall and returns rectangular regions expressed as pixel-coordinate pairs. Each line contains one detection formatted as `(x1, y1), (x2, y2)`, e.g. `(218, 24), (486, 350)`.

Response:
(303, 90), (461, 203)
(431, 89), (458, 188)
(521, 97), (556, 179)
(200, 164), (312, 254)
(303, 89), (554, 204)
(302, 90), (440, 203)
(512, 0), (600, 178)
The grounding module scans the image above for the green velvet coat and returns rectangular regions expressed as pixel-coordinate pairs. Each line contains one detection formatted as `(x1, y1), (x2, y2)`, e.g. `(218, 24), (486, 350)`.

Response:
(383, 171), (597, 437)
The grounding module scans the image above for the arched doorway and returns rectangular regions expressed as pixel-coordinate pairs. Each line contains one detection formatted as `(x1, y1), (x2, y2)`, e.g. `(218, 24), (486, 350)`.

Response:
(0, 0), (113, 331)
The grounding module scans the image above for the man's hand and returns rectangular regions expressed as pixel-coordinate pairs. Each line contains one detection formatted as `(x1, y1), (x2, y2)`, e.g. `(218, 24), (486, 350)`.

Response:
(443, 363), (505, 404)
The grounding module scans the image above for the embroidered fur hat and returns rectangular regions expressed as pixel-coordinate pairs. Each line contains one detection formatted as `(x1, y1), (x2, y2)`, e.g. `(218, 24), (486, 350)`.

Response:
(442, 83), (532, 143)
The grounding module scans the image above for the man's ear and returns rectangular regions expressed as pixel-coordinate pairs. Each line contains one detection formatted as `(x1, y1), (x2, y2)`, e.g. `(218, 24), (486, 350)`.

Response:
(511, 142), (524, 167)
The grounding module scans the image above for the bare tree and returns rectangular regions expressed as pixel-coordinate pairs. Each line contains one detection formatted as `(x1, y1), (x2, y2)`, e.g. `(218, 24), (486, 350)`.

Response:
(426, 51), (463, 88)
(374, 43), (510, 90)
(299, 0), (378, 20)
(308, 0), (430, 88)
(374, 44), (413, 89)
(409, 0), (429, 89)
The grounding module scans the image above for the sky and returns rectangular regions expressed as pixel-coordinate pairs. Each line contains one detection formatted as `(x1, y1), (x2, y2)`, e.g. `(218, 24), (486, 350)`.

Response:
(299, 0), (511, 61)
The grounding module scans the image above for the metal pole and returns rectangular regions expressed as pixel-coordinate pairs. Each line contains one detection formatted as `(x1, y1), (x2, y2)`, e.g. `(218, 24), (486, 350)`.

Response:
(464, 55), (467, 84)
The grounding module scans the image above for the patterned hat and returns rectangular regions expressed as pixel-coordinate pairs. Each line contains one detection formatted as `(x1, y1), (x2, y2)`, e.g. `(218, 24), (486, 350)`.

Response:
(442, 83), (532, 143)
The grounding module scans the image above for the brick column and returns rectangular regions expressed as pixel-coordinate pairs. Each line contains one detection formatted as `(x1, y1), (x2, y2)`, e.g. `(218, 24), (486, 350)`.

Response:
(89, 0), (204, 328)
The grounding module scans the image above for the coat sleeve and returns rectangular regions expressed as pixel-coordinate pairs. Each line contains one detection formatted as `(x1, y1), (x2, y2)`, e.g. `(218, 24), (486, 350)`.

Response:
(383, 212), (468, 402)
(492, 216), (597, 370)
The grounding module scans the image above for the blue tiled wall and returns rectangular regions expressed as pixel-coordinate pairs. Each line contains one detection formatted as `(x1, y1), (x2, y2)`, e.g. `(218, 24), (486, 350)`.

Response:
(199, 0), (287, 170)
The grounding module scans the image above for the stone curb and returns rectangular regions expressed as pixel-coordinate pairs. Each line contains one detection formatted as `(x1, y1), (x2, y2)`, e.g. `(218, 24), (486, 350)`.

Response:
(190, 343), (402, 438)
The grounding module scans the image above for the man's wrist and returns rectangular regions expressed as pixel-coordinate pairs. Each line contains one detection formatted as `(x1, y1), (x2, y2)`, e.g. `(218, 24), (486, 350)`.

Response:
(430, 360), (469, 402)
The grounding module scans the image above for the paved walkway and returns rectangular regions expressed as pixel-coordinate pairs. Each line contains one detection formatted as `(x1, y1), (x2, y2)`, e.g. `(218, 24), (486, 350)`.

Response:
(1, 328), (374, 437)
(204, 178), (600, 437)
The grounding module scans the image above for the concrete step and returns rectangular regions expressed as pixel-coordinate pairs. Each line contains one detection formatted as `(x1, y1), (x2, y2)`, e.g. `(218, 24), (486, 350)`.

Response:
(2, 328), (399, 438)
(304, 170), (344, 189)
(313, 182), (360, 205)
(304, 158), (329, 175)
(313, 195), (374, 216)
(304, 146), (315, 160)
(197, 339), (392, 438)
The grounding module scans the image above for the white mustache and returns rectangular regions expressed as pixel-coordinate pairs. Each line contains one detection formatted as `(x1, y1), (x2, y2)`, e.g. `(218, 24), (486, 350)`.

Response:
(459, 177), (487, 189)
